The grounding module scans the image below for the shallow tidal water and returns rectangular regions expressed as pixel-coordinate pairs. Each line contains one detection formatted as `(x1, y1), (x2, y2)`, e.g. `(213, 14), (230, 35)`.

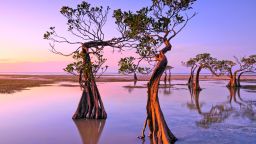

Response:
(0, 80), (256, 144)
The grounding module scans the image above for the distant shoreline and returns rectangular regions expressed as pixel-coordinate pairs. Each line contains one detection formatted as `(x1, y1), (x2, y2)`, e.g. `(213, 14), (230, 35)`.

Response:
(1, 72), (255, 76)
(0, 74), (255, 94)
(0, 74), (256, 81)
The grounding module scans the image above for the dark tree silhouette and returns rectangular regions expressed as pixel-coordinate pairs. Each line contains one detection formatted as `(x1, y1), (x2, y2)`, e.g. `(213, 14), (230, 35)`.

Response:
(183, 53), (223, 90)
(118, 56), (151, 81)
(219, 55), (256, 87)
(164, 65), (173, 85)
(182, 58), (197, 86)
(114, 0), (196, 143)
(44, 1), (127, 119)
(235, 55), (256, 87)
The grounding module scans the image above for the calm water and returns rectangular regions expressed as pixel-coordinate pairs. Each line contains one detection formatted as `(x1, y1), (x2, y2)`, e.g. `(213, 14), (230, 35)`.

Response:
(0, 80), (256, 144)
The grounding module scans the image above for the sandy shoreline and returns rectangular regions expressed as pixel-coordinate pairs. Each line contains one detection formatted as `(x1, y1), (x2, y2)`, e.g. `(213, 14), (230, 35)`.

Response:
(0, 74), (255, 94)
(0, 74), (256, 81)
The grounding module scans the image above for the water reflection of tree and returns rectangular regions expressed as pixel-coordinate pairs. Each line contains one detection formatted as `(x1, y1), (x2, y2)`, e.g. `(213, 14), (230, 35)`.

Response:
(187, 86), (256, 128)
(237, 87), (256, 106)
(74, 120), (106, 144)
(124, 82), (172, 95)
(236, 88), (256, 121)
(164, 65), (173, 85)
(163, 86), (172, 96)
(186, 86), (203, 114)
(126, 86), (135, 93)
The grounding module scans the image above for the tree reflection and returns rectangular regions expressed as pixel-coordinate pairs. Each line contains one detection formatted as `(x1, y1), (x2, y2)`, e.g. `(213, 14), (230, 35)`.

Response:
(186, 86), (203, 114)
(123, 82), (173, 95)
(187, 86), (256, 128)
(163, 86), (172, 96)
(236, 88), (256, 121)
(74, 119), (106, 144)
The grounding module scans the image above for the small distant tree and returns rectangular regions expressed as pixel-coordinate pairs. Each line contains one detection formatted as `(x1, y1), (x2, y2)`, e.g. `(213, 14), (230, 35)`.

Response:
(118, 56), (151, 81)
(236, 55), (256, 87)
(114, 0), (196, 143)
(183, 53), (222, 90)
(164, 65), (173, 84)
(217, 60), (237, 87)
(182, 58), (197, 86)
(44, 1), (126, 119)
(220, 55), (256, 87)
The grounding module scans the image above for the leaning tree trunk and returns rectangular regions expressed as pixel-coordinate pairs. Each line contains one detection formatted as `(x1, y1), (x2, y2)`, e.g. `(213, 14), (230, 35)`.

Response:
(193, 66), (202, 91)
(237, 71), (255, 87)
(73, 48), (107, 119)
(188, 66), (196, 88)
(237, 72), (244, 87)
(138, 51), (177, 144)
(227, 72), (238, 88)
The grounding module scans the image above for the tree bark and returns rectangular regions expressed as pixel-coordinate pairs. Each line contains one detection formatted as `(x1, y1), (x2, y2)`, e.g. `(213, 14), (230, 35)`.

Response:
(237, 72), (244, 87)
(188, 65), (196, 88)
(138, 51), (177, 144)
(193, 66), (202, 91)
(73, 47), (107, 119)
(227, 72), (238, 88)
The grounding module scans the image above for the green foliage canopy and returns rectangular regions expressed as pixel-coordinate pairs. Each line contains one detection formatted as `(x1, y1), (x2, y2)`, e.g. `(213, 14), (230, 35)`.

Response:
(114, 0), (196, 75)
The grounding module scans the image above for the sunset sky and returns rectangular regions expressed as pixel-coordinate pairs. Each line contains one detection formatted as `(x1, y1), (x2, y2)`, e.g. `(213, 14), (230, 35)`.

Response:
(0, 0), (255, 73)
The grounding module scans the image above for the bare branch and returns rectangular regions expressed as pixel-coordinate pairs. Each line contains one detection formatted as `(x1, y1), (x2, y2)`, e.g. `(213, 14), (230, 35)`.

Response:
(49, 43), (81, 56)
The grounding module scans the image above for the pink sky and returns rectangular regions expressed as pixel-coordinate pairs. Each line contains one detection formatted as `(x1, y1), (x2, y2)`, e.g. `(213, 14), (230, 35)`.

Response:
(0, 0), (255, 73)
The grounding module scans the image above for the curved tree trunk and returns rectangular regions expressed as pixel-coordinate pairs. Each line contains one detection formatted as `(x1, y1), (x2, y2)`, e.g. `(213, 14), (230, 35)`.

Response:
(73, 47), (107, 119)
(138, 51), (177, 144)
(193, 66), (202, 91)
(74, 119), (106, 144)
(227, 72), (238, 88)
(237, 72), (244, 87)
(237, 71), (255, 87)
(188, 66), (196, 88)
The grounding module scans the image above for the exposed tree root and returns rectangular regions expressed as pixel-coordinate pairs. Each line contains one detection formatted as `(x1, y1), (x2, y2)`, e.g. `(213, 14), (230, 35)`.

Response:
(73, 81), (107, 119)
